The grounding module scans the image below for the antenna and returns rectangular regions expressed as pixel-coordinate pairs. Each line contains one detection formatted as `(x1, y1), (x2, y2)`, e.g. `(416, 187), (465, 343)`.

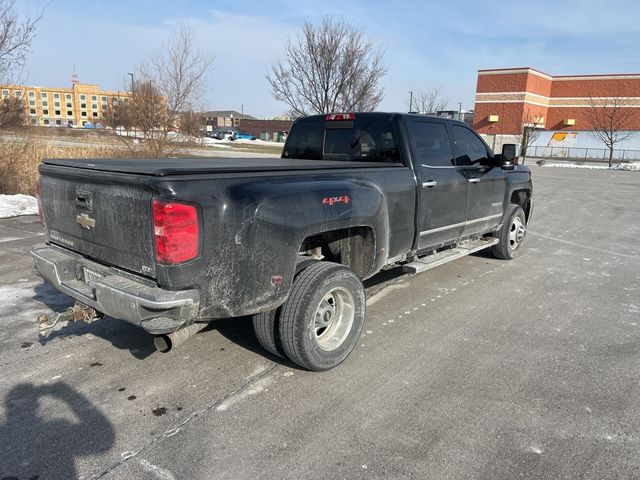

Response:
(71, 65), (79, 85)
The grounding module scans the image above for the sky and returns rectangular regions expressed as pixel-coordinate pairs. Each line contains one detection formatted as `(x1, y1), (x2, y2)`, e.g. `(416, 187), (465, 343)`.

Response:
(15, 0), (640, 118)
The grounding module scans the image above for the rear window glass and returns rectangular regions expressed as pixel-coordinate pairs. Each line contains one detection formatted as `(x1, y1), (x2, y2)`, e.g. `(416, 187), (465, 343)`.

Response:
(283, 118), (401, 163)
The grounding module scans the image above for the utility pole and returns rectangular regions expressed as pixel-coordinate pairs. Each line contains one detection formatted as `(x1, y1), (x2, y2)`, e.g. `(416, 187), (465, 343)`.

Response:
(127, 72), (134, 96)
(127, 73), (134, 135)
(241, 104), (244, 119)
(408, 91), (413, 113)
(458, 102), (462, 122)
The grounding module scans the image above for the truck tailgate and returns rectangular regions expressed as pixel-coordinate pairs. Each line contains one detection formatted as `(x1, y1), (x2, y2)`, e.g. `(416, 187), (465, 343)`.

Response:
(39, 167), (156, 277)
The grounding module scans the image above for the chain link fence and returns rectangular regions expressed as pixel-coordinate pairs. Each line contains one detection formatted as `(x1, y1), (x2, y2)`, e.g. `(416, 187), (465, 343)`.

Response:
(526, 146), (640, 162)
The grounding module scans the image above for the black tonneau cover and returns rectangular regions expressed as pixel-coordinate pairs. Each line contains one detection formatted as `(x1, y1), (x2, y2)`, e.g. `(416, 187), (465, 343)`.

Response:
(42, 157), (403, 176)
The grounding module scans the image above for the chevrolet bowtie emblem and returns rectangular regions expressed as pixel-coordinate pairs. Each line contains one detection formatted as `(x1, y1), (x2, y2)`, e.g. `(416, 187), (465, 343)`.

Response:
(76, 213), (96, 229)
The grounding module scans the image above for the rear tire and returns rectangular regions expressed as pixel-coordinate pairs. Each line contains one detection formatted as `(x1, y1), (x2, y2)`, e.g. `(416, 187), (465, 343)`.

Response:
(278, 262), (366, 371)
(252, 309), (284, 358)
(492, 204), (527, 260)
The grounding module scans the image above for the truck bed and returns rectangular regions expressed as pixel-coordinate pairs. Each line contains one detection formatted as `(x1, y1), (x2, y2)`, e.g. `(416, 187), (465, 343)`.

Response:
(43, 157), (402, 176)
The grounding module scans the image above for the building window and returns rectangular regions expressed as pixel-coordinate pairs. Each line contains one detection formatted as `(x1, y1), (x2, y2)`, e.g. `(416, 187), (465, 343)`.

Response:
(66, 102), (72, 108)
(67, 110), (72, 116)
(101, 96), (107, 102)
(81, 111), (87, 117)
(41, 92), (47, 98)
(80, 103), (86, 109)
(92, 112), (98, 118)
(15, 91), (22, 98)
(29, 91), (35, 98)
(1, 89), (8, 97)
(43, 119), (49, 125)
(80, 94), (86, 101)
(43, 109), (49, 115)
(101, 105), (107, 111)
(29, 109), (36, 115)
(91, 104), (97, 110)
(91, 95), (97, 101)
(54, 102), (60, 107)
(53, 93), (60, 99)
(30, 118), (37, 126)
(123, 98), (129, 105)
(29, 100), (35, 106)
(42, 101), (48, 107)
(55, 119), (62, 125)
(65, 93), (72, 100)
(55, 110), (61, 116)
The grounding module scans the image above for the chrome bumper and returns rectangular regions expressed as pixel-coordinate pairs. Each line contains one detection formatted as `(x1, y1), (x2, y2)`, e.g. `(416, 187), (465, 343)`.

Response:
(32, 245), (200, 334)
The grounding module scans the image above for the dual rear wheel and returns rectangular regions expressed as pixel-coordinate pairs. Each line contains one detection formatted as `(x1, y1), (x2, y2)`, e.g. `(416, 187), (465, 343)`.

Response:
(252, 262), (366, 371)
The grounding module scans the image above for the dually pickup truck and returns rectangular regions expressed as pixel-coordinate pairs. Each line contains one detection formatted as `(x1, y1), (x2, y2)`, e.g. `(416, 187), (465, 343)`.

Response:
(32, 112), (533, 371)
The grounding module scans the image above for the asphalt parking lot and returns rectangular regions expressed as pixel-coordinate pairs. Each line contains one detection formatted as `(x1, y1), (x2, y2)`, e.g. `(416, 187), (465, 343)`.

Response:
(1, 166), (639, 480)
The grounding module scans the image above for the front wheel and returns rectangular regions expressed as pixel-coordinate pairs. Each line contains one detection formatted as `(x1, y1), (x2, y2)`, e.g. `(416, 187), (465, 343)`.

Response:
(279, 262), (366, 371)
(492, 204), (527, 260)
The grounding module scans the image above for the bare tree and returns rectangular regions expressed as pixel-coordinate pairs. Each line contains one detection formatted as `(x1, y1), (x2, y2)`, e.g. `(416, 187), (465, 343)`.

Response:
(120, 24), (212, 157)
(267, 16), (386, 116)
(407, 87), (448, 114)
(586, 96), (637, 167)
(0, 0), (43, 83)
(518, 110), (543, 164)
(178, 110), (205, 139)
(0, 94), (25, 128)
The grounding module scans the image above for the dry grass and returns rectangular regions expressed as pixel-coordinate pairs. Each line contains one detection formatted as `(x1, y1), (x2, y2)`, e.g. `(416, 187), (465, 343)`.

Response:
(0, 134), (128, 195)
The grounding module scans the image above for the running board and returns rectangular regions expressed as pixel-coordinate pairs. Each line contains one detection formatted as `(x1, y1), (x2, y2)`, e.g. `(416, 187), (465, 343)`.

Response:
(402, 237), (499, 274)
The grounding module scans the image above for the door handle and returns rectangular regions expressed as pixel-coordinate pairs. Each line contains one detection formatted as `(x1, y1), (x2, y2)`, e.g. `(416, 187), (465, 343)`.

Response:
(468, 178), (481, 184)
(422, 181), (438, 187)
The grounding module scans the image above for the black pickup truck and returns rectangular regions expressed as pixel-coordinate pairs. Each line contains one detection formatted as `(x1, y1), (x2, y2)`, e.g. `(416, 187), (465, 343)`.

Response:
(32, 112), (533, 371)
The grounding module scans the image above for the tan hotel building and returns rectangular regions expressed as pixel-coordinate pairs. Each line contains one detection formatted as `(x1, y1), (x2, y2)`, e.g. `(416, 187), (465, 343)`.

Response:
(1, 82), (132, 127)
(473, 67), (640, 136)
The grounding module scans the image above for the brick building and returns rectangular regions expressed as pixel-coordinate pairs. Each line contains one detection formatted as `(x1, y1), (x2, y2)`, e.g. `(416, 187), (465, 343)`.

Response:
(473, 67), (640, 137)
(1, 82), (131, 127)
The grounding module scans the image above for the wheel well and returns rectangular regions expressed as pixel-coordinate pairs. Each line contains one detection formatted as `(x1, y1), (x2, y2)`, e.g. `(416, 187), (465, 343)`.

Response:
(511, 190), (532, 222)
(300, 227), (376, 278)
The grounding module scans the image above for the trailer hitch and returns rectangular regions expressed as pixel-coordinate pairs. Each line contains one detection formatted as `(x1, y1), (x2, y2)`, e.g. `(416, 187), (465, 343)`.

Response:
(37, 303), (105, 335)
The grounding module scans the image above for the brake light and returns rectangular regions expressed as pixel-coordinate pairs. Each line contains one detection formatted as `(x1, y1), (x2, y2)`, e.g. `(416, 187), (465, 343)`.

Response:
(35, 179), (45, 224)
(153, 200), (199, 264)
(325, 113), (356, 121)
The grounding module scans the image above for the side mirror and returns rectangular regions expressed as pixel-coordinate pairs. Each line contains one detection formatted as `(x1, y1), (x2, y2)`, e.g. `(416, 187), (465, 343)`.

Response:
(501, 144), (516, 170)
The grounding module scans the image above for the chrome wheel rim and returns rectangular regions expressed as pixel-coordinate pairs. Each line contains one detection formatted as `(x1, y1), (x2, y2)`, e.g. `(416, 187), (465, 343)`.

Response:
(313, 287), (355, 351)
(508, 216), (526, 250)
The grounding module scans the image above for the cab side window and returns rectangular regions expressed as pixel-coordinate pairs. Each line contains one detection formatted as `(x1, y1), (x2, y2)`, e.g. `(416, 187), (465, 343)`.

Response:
(452, 125), (489, 166)
(407, 121), (455, 167)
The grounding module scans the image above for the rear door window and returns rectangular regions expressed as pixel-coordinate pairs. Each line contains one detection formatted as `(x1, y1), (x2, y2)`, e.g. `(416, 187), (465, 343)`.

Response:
(406, 121), (455, 167)
(283, 117), (401, 163)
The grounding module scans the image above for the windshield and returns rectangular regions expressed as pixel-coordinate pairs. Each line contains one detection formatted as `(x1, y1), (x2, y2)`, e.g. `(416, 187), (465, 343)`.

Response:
(282, 116), (402, 163)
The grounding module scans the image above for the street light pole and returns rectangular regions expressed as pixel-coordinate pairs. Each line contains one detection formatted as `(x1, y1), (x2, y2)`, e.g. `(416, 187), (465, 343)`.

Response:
(408, 91), (413, 113)
(127, 72), (134, 96)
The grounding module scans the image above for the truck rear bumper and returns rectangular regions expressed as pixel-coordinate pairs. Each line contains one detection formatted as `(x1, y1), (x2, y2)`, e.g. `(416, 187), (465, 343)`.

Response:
(32, 245), (200, 334)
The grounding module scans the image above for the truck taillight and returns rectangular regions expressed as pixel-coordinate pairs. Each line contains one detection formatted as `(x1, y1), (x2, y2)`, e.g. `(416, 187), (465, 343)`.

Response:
(153, 200), (199, 265)
(35, 179), (45, 224)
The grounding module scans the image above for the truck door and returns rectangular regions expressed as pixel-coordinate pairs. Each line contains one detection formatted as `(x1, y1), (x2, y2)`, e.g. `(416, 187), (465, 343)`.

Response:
(407, 119), (468, 250)
(451, 124), (506, 236)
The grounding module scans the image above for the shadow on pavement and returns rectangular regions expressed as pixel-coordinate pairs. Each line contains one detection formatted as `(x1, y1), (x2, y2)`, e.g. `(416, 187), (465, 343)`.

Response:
(0, 382), (115, 480)
(33, 282), (156, 360)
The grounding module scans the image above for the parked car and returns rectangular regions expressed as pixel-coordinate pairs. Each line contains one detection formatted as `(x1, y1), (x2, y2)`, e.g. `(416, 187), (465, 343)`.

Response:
(32, 112), (532, 371)
(233, 131), (257, 140)
(209, 127), (238, 140)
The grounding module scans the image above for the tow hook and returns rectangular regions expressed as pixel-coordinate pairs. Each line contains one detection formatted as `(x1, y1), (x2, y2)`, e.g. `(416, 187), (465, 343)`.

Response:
(37, 302), (105, 335)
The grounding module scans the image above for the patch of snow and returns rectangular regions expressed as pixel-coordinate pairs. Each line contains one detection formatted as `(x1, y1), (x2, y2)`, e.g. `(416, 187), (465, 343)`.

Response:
(0, 194), (38, 218)
(540, 161), (640, 171)
(617, 162), (640, 171)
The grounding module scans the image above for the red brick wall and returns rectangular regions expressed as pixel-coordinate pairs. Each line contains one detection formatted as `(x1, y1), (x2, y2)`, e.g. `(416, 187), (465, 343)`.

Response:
(237, 119), (293, 138)
(473, 68), (640, 134)
(550, 77), (640, 97)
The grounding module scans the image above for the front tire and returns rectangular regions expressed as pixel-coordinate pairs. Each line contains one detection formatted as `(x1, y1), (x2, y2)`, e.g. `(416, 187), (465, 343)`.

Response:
(279, 262), (366, 371)
(492, 204), (527, 260)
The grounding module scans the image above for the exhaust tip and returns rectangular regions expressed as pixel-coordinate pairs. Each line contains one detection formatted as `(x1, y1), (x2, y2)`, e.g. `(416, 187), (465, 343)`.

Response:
(153, 335), (172, 353)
